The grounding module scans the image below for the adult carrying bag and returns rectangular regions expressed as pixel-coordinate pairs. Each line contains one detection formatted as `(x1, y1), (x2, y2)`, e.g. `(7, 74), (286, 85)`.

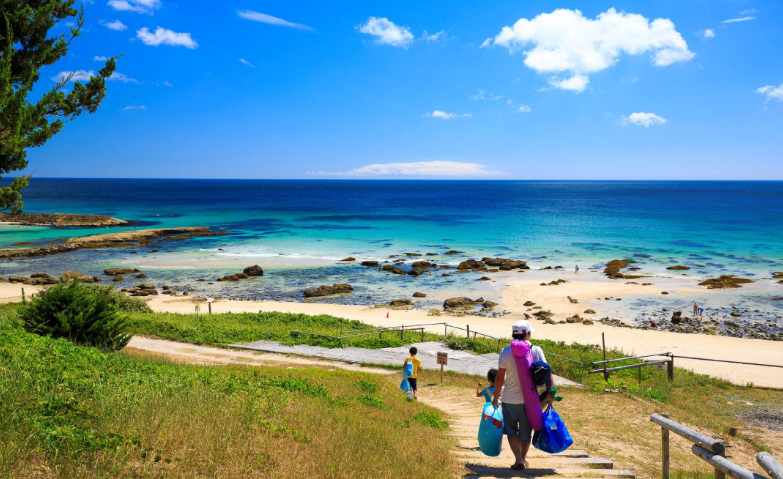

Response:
(532, 405), (573, 454)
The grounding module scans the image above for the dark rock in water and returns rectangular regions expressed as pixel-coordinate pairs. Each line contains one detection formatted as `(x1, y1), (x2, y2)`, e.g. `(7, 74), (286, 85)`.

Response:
(479, 276), (491, 281)
(405, 252), (422, 257)
(542, 266), (552, 270)
(389, 299), (414, 307)
(113, 275), (123, 282)
(444, 297), (483, 311)
(773, 297), (783, 301)
(197, 278), (205, 282)
(137, 283), (156, 290)
(60, 270), (99, 283)
(604, 259), (636, 279)
(772, 272), (783, 279)
(633, 254), (651, 258)
(483, 300), (498, 309)
(136, 273), (147, 279)
(482, 257), (528, 269)
(407, 269), (424, 276)
(444, 250), (463, 255)
(523, 301), (535, 306)
(554, 266), (563, 269)
(151, 249), (159, 252)
(161, 285), (170, 290)
(661, 291), (669, 295)
(584, 309), (596, 314)
(340, 257), (356, 262)
(699, 275), (753, 289)
(391, 267), (406, 275)
(457, 259), (486, 271)
(30, 273), (48, 278)
(411, 261), (435, 268)
(360, 261), (379, 267)
(667, 265), (690, 270)
(439, 265), (452, 269)
(731, 312), (741, 317)
(303, 283), (353, 298)
(426, 252), (438, 256)
(671, 311), (682, 324)
(243, 265), (264, 276)
(413, 292), (427, 298)
(104, 268), (140, 275)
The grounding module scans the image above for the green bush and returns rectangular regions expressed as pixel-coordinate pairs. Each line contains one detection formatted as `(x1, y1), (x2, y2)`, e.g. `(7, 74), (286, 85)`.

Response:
(20, 281), (132, 350)
(84, 284), (153, 313)
(413, 411), (449, 429)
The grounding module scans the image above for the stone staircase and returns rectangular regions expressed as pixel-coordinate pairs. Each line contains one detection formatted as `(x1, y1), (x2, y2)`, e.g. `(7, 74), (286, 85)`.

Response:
(424, 394), (635, 479)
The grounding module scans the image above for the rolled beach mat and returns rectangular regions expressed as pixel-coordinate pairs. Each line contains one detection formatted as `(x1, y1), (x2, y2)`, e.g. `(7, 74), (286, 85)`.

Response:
(511, 340), (545, 431)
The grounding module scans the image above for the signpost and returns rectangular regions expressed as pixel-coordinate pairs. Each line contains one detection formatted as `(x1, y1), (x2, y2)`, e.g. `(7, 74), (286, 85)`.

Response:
(437, 352), (448, 384)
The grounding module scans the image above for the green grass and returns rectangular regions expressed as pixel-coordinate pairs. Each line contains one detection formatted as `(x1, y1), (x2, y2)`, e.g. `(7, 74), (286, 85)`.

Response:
(0, 320), (458, 478)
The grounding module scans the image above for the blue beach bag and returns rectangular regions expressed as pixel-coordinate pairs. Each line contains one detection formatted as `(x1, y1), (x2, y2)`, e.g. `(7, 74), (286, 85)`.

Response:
(400, 362), (414, 393)
(478, 403), (504, 457)
(532, 405), (573, 454)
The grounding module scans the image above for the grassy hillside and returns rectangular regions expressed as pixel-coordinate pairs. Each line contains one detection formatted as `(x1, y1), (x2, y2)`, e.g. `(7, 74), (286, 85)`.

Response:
(0, 317), (458, 478)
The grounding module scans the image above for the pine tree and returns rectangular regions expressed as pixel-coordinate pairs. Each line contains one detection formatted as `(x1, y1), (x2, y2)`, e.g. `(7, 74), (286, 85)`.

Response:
(0, 0), (116, 212)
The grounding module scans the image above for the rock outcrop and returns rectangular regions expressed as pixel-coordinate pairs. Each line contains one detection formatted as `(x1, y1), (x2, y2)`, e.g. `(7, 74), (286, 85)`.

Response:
(457, 259), (486, 271)
(0, 212), (131, 227)
(303, 283), (353, 298)
(667, 265), (690, 270)
(243, 265), (264, 276)
(104, 268), (140, 275)
(413, 292), (426, 298)
(60, 270), (99, 283)
(481, 257), (528, 270)
(360, 261), (379, 267)
(698, 275), (754, 289)
(443, 297), (484, 311)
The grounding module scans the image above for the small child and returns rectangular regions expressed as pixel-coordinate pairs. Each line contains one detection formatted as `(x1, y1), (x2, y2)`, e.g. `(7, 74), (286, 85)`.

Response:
(404, 347), (422, 400)
(477, 368), (498, 403)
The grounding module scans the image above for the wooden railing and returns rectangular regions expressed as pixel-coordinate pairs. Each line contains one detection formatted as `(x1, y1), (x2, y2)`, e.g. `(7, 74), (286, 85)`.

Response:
(651, 413), (780, 479)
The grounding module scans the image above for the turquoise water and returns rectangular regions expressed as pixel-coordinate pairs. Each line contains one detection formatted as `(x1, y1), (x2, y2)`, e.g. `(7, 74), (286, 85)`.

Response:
(1, 179), (782, 307)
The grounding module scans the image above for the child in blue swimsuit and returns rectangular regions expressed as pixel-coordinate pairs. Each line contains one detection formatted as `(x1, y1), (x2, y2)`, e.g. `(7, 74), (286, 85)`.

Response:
(477, 368), (498, 402)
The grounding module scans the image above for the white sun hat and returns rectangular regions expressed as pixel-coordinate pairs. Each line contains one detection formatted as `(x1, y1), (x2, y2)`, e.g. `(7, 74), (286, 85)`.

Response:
(512, 319), (534, 335)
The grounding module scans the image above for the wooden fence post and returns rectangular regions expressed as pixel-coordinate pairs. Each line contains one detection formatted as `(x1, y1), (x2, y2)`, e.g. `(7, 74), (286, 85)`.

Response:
(401, 325), (404, 341)
(667, 357), (674, 381)
(467, 325), (470, 338)
(662, 412), (670, 479)
(602, 332), (609, 380)
(497, 339), (501, 353)
(208, 301), (212, 314)
(420, 328), (424, 342)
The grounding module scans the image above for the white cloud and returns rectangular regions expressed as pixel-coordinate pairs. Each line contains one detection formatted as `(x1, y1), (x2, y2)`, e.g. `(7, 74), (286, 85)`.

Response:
(358, 17), (414, 48)
(721, 17), (755, 24)
(423, 30), (453, 43)
(107, 0), (160, 14)
(469, 88), (502, 101)
(548, 74), (590, 92)
(239, 58), (255, 68)
(701, 29), (715, 39)
(756, 83), (783, 103)
(136, 27), (198, 48)
(310, 161), (504, 177)
(619, 112), (667, 127)
(101, 19), (127, 31)
(740, 9), (757, 15)
(109, 72), (138, 83)
(124, 105), (147, 110)
(161, 81), (173, 87)
(52, 70), (94, 82)
(479, 38), (491, 49)
(236, 10), (311, 30)
(506, 99), (531, 113)
(94, 56), (108, 61)
(483, 8), (694, 92)
(424, 110), (471, 119)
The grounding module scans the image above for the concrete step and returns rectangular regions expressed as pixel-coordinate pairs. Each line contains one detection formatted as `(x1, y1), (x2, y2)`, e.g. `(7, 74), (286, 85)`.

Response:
(452, 447), (590, 459)
(465, 464), (635, 478)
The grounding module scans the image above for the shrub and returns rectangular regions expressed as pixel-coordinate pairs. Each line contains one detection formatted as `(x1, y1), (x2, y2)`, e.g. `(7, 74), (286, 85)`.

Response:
(413, 411), (449, 429)
(84, 284), (153, 313)
(20, 281), (132, 350)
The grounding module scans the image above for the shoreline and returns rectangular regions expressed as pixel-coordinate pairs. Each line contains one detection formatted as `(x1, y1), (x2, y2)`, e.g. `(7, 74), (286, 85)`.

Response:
(3, 273), (782, 387)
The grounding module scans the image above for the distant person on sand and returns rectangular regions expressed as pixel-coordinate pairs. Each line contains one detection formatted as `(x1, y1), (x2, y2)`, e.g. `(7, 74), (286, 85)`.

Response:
(693, 303), (699, 317)
(492, 320), (553, 471)
(403, 347), (421, 400)
(575, 265), (579, 273)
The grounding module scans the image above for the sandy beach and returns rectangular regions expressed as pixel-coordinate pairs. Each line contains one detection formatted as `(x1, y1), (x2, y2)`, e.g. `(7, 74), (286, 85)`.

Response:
(4, 271), (781, 387)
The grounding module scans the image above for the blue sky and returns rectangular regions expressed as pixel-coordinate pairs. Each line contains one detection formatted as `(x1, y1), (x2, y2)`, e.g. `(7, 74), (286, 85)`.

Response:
(21, 0), (783, 179)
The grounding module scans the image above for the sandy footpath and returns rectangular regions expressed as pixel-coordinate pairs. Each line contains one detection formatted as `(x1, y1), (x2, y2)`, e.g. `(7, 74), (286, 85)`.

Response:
(3, 277), (782, 388)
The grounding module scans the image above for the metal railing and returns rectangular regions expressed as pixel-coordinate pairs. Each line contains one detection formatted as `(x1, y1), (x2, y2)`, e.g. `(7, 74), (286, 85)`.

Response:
(651, 413), (780, 479)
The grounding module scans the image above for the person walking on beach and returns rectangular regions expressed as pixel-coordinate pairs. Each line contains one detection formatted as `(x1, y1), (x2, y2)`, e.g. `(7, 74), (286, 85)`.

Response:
(575, 265), (579, 273)
(492, 320), (552, 471)
(693, 303), (699, 318)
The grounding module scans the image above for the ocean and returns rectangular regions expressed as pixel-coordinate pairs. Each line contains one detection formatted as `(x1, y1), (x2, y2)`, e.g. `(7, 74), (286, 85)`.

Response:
(2, 179), (782, 309)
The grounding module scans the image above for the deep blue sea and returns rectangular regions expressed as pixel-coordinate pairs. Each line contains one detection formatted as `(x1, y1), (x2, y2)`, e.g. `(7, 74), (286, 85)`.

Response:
(2, 179), (782, 306)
